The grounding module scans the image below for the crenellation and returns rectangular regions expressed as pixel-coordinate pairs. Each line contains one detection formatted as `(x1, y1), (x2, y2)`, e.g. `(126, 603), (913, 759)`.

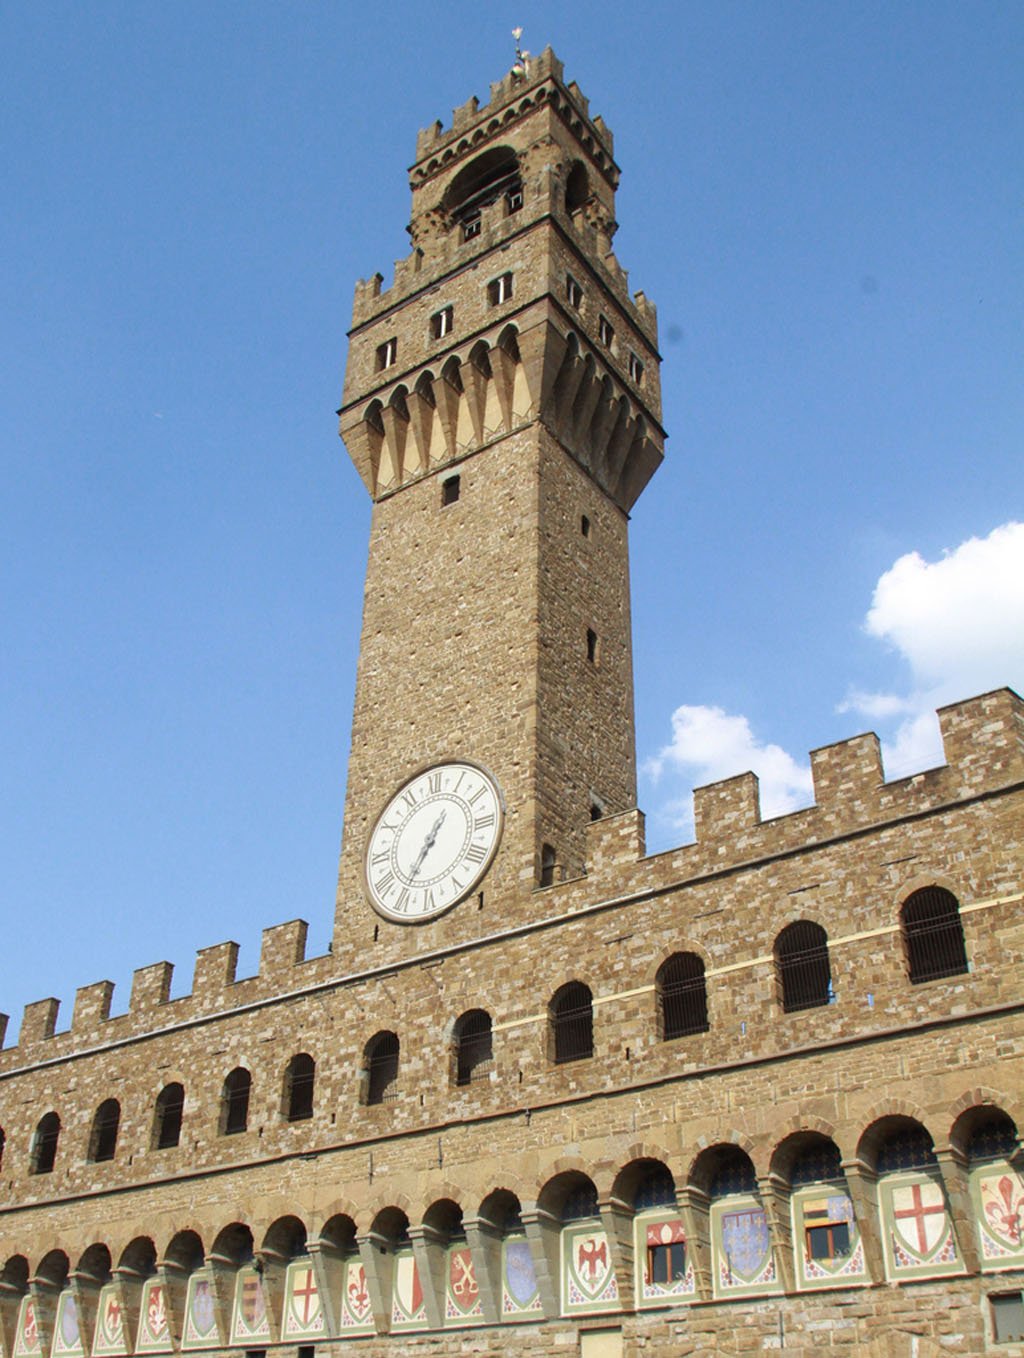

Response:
(192, 940), (240, 997)
(258, 919), (308, 976)
(129, 961), (172, 1013)
(449, 94), (480, 136)
(810, 731), (884, 822)
(937, 686), (1024, 785)
(71, 981), (114, 1034)
(693, 771), (762, 844)
(19, 996), (59, 1046)
(584, 809), (646, 876)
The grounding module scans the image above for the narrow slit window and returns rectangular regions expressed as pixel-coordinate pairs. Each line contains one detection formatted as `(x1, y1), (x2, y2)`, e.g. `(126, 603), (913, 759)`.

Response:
(539, 843), (556, 888)
(376, 337), (397, 370)
(567, 275), (584, 309)
(431, 306), (454, 339)
(488, 272), (514, 306)
(598, 315), (614, 348)
(581, 514), (591, 537)
(442, 474), (460, 506)
(586, 628), (598, 663)
(628, 351), (644, 384)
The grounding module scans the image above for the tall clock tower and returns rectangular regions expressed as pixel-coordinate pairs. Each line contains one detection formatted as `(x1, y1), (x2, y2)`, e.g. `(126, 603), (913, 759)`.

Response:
(333, 49), (664, 968)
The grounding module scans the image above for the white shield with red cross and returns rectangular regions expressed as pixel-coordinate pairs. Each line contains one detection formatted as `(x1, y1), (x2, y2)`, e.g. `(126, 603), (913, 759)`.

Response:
(891, 1179), (948, 1258)
(283, 1260), (325, 1338)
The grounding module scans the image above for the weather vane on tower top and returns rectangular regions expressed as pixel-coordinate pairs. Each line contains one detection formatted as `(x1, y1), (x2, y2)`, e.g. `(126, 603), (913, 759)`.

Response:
(511, 28), (530, 80)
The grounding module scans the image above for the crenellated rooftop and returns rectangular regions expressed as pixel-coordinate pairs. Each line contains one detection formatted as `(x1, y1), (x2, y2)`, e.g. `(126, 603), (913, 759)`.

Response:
(3, 688), (1020, 1061)
(412, 49), (616, 181)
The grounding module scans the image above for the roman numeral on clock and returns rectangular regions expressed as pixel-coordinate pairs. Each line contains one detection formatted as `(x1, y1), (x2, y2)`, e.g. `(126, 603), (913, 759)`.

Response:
(464, 842), (487, 865)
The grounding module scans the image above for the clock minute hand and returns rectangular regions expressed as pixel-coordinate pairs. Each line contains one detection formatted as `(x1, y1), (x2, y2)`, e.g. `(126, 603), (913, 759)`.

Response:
(408, 808), (447, 879)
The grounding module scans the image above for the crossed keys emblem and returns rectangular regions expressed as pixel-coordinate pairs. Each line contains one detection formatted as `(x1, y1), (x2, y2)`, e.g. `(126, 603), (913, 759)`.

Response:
(23, 1300), (37, 1347)
(450, 1249), (477, 1300)
(576, 1237), (607, 1282)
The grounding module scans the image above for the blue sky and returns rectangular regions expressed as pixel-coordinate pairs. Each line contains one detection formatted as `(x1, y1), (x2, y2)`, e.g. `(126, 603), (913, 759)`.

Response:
(2, 2), (1022, 1038)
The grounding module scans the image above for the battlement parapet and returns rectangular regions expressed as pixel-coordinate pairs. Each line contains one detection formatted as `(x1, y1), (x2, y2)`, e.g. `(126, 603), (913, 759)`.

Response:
(349, 210), (654, 344)
(414, 50), (576, 163)
(687, 688), (1023, 858)
(5, 694), (1017, 1062)
(2, 922), (331, 1063)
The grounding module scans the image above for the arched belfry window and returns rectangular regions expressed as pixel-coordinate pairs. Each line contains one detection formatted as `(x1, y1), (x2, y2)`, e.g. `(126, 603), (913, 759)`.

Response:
(453, 1010), (493, 1086)
(566, 161), (590, 214)
(443, 147), (522, 236)
(89, 1100), (121, 1163)
(901, 886), (969, 983)
(550, 982), (593, 1063)
(775, 921), (832, 1012)
(657, 953), (708, 1039)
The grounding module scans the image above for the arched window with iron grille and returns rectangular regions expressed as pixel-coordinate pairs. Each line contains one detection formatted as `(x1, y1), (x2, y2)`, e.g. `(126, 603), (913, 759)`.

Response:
(283, 1053), (315, 1122)
(550, 981), (593, 1063)
(775, 920), (832, 1012)
(88, 1100), (121, 1163)
(901, 886), (968, 983)
(364, 1031), (400, 1105)
(221, 1067), (251, 1136)
(153, 1083), (184, 1150)
(656, 953), (708, 1039)
(30, 1112), (60, 1175)
(453, 1010), (493, 1086)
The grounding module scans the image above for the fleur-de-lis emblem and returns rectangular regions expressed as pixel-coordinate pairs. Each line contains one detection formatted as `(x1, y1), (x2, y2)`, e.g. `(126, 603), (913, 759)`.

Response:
(348, 1264), (369, 1313)
(985, 1174), (1024, 1244)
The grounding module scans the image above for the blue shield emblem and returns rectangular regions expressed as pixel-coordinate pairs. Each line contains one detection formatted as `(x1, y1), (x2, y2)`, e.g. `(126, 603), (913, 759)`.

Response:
(721, 1209), (770, 1278)
(505, 1240), (537, 1305)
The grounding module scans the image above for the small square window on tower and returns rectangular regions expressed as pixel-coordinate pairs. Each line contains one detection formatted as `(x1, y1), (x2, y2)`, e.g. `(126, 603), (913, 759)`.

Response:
(431, 306), (454, 340)
(506, 186), (523, 214)
(462, 213), (481, 241)
(488, 272), (514, 306)
(376, 337), (397, 370)
(598, 315), (615, 348)
(441, 474), (460, 507)
(628, 351), (644, 384)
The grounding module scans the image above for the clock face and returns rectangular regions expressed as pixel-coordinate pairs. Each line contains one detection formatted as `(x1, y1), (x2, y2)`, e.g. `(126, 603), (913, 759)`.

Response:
(364, 761), (504, 922)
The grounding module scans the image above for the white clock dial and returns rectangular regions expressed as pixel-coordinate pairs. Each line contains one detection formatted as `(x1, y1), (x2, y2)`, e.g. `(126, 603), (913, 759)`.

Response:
(364, 761), (504, 922)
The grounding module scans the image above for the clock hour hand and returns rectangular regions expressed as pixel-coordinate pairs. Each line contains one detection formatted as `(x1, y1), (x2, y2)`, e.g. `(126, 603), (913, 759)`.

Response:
(408, 808), (447, 879)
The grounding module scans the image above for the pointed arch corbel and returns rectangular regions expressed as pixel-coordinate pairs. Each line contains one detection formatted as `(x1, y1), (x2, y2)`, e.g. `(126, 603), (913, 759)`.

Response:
(435, 357), (464, 459)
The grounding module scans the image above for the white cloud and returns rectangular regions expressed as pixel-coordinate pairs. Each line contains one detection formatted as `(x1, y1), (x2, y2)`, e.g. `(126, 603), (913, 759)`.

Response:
(843, 521), (1024, 775)
(645, 522), (1024, 840)
(645, 704), (813, 832)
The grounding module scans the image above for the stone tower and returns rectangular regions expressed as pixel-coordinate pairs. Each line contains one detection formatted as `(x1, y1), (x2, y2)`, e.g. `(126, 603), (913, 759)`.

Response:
(333, 49), (664, 967)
